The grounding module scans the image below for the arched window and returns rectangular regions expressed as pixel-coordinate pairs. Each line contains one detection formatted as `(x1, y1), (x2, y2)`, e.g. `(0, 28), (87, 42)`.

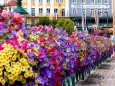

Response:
(62, 9), (65, 16)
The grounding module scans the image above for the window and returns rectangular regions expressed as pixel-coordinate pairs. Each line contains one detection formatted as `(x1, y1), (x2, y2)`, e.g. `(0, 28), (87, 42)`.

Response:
(62, 9), (65, 16)
(56, 0), (63, 3)
(39, 8), (43, 13)
(82, 0), (85, 3)
(31, 0), (35, 2)
(47, 0), (50, 2)
(23, 0), (26, 2)
(97, 0), (101, 3)
(82, 9), (85, 14)
(31, 8), (35, 16)
(60, 0), (63, 3)
(39, 0), (42, 2)
(47, 8), (50, 13)
(54, 8), (58, 14)
(31, 19), (35, 25)
(72, 9), (76, 15)
(98, 9), (102, 17)
(72, 0), (76, 3)
(91, 0), (95, 3)
(104, 0), (108, 3)
(91, 9), (94, 17)
(104, 9), (108, 12)
(56, 0), (58, 3)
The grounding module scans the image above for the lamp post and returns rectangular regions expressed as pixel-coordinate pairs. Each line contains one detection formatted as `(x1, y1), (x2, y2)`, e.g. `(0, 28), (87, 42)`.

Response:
(99, 11), (108, 29)
(104, 11), (108, 29)
(14, 0), (28, 26)
(113, 0), (115, 34)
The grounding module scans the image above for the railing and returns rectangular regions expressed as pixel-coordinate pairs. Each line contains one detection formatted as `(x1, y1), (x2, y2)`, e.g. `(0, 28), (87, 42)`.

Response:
(62, 56), (111, 86)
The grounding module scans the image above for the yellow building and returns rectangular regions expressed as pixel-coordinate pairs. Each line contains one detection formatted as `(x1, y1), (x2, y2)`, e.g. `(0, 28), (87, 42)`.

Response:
(21, 0), (69, 26)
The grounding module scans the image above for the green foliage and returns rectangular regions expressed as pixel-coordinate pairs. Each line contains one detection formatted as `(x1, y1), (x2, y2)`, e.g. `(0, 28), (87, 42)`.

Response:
(55, 18), (74, 35)
(36, 17), (51, 26)
(51, 20), (58, 28)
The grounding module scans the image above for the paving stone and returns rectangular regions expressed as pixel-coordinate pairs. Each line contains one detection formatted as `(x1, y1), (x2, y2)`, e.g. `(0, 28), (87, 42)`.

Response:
(76, 58), (115, 86)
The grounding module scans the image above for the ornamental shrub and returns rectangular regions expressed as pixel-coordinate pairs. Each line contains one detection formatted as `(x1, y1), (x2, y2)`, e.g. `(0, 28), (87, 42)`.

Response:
(55, 18), (74, 35)
(36, 17), (51, 26)
(51, 20), (58, 28)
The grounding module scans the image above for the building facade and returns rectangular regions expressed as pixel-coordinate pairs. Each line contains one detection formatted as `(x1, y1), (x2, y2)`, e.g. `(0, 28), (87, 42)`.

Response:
(69, 0), (112, 29)
(22, 0), (69, 26)
(2, 0), (69, 26)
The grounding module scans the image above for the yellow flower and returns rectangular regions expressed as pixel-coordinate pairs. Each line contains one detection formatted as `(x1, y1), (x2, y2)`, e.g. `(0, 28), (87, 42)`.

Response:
(0, 61), (3, 67)
(4, 72), (9, 76)
(20, 58), (25, 63)
(11, 69), (16, 74)
(0, 71), (2, 75)
(35, 83), (39, 86)
(12, 56), (17, 61)
(27, 49), (31, 53)
(18, 37), (25, 42)
(2, 44), (7, 47)
(28, 70), (34, 77)
(0, 67), (3, 71)
(24, 73), (29, 78)
(5, 62), (10, 67)
(16, 53), (20, 58)
(8, 74), (13, 80)
(34, 73), (38, 77)
(12, 76), (17, 81)
(9, 80), (14, 85)
(7, 44), (13, 48)
(21, 66), (26, 71)
(19, 75), (23, 80)
(1, 79), (5, 85)
(34, 52), (38, 56)
(22, 79), (26, 84)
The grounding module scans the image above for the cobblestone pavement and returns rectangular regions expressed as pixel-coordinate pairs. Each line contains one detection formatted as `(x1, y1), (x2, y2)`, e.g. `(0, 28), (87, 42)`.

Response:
(76, 58), (115, 86)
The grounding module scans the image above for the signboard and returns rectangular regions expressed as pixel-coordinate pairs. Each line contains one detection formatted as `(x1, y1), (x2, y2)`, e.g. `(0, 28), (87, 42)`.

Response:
(71, 5), (110, 8)
(88, 25), (98, 28)
(110, 35), (115, 42)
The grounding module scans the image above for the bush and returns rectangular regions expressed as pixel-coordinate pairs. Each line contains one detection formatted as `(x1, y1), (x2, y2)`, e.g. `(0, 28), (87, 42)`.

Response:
(36, 17), (51, 26)
(55, 18), (74, 35)
(51, 20), (58, 28)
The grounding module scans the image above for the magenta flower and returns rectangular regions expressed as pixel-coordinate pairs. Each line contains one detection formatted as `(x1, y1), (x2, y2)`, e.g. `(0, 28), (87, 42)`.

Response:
(0, 44), (3, 50)
(38, 51), (45, 58)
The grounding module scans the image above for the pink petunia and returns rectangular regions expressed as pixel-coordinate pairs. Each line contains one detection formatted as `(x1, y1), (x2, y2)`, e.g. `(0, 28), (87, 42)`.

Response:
(1, 11), (8, 17)
(38, 51), (45, 58)
(13, 13), (21, 18)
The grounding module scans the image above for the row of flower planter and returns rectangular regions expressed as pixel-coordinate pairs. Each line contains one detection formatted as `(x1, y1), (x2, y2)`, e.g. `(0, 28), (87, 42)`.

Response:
(62, 56), (111, 86)
(0, 12), (114, 86)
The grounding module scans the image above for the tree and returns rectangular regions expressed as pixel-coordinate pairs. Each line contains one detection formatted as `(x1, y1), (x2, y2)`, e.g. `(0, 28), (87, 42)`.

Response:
(55, 18), (74, 35)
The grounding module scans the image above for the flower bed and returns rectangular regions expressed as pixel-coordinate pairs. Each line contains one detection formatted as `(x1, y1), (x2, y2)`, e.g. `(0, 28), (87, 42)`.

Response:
(0, 12), (114, 86)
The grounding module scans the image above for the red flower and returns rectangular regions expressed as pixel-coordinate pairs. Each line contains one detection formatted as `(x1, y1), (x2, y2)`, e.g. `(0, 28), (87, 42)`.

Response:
(40, 38), (46, 43)
(77, 42), (81, 48)
(47, 46), (54, 52)
(46, 27), (53, 33)
(70, 35), (74, 39)
(57, 51), (61, 56)
(66, 40), (69, 43)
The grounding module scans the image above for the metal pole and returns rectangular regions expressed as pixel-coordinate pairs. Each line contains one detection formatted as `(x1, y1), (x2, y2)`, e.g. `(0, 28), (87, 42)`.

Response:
(113, 0), (115, 34)
(85, 13), (86, 30)
(107, 12), (108, 29)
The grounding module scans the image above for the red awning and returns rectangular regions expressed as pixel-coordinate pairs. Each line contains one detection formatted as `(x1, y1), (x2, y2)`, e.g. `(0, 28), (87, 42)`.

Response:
(7, 0), (17, 7)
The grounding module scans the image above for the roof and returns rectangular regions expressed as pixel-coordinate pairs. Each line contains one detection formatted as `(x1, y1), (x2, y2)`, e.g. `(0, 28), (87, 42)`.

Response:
(7, 0), (17, 7)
